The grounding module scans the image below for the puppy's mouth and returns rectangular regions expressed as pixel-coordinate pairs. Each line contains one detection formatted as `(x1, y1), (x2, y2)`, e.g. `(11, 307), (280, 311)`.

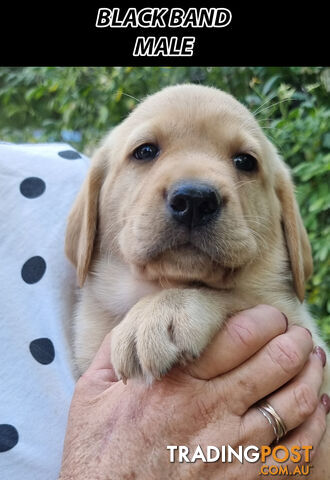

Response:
(128, 223), (238, 282)
(136, 225), (220, 264)
(131, 236), (239, 287)
(119, 203), (258, 285)
(161, 241), (210, 261)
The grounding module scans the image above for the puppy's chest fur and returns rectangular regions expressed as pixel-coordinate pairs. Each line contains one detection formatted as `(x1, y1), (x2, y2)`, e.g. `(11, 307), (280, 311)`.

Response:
(90, 258), (162, 318)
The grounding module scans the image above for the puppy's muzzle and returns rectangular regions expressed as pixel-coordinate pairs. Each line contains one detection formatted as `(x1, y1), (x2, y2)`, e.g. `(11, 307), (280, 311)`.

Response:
(167, 181), (221, 229)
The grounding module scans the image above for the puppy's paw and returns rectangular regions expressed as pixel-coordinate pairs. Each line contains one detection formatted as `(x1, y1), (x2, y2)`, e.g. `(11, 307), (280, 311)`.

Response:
(110, 290), (220, 382)
(110, 302), (183, 383)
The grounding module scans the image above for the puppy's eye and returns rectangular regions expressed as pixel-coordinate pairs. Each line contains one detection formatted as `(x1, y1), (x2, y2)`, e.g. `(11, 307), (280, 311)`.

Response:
(233, 153), (258, 172)
(133, 143), (159, 161)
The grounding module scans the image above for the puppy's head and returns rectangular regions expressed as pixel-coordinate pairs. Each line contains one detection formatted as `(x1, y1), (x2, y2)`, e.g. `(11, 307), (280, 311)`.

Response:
(66, 84), (312, 301)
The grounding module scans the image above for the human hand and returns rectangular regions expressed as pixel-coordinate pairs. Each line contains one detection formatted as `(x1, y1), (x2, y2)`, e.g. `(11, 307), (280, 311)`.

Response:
(59, 305), (329, 480)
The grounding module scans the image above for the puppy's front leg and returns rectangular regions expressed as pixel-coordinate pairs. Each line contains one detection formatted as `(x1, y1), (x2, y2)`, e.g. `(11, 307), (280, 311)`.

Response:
(111, 288), (237, 383)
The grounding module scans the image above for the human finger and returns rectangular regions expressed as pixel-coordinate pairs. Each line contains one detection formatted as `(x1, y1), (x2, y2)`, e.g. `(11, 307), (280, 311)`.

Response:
(243, 347), (325, 445)
(216, 325), (313, 415)
(188, 305), (287, 380)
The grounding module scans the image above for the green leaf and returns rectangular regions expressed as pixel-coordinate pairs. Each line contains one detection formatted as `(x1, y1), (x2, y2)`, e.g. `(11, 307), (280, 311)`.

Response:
(98, 105), (108, 124)
(323, 133), (330, 149)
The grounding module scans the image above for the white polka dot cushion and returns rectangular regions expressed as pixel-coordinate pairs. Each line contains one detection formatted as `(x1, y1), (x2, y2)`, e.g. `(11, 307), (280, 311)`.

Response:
(0, 142), (89, 479)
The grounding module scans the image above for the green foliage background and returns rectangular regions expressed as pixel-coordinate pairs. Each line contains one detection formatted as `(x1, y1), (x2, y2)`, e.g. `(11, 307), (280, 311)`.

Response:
(0, 66), (329, 343)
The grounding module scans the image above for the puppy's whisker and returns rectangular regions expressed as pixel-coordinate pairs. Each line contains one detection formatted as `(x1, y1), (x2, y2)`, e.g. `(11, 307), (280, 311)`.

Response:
(121, 92), (141, 103)
(254, 97), (293, 117)
(241, 214), (269, 220)
(252, 94), (277, 115)
(102, 211), (145, 250)
(103, 229), (125, 257)
(232, 179), (258, 190)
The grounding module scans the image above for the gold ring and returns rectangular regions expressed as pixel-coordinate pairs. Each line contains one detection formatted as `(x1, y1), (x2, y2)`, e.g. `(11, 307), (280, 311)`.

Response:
(257, 401), (287, 443)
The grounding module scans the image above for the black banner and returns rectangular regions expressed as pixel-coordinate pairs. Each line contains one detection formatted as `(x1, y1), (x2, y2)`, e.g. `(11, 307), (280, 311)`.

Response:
(1, 1), (326, 66)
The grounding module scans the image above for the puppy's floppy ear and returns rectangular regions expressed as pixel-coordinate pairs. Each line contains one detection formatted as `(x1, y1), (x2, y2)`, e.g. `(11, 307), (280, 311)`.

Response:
(65, 148), (107, 287)
(276, 168), (313, 302)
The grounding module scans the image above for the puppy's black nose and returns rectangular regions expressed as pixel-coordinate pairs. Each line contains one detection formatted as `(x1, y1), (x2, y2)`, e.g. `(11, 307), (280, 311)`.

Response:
(167, 181), (221, 228)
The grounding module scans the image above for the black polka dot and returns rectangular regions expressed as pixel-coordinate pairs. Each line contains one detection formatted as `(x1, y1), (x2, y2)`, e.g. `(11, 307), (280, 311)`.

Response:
(20, 177), (46, 198)
(0, 424), (19, 452)
(29, 338), (55, 365)
(58, 150), (81, 160)
(21, 256), (46, 284)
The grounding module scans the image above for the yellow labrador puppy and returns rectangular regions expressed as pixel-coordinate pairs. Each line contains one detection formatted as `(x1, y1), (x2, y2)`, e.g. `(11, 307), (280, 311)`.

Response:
(65, 84), (329, 388)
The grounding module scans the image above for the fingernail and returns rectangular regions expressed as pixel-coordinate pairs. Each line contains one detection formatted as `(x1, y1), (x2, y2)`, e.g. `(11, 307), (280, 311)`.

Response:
(321, 394), (330, 414)
(313, 346), (327, 367)
(281, 313), (288, 331)
(304, 327), (312, 337)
